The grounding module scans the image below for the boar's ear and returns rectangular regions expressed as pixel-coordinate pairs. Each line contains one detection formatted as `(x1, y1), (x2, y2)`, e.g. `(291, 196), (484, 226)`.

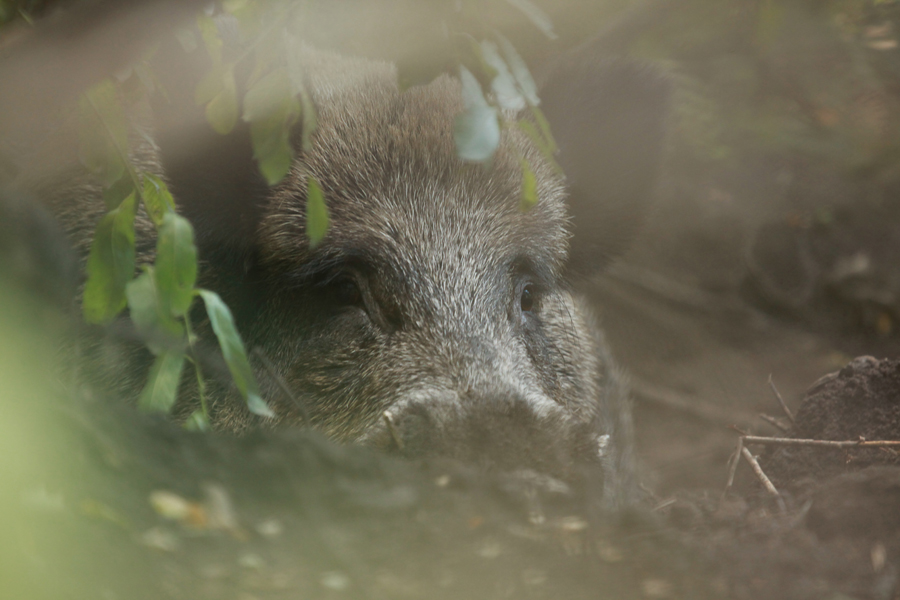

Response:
(149, 32), (270, 267)
(539, 54), (670, 277)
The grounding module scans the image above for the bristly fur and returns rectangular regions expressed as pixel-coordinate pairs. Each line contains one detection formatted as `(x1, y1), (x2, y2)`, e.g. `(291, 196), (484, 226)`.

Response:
(41, 45), (670, 509)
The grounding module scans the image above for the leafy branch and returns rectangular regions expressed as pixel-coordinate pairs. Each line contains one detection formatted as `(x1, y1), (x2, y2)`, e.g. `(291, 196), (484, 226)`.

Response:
(79, 79), (275, 429)
(75, 0), (559, 428)
(452, 27), (561, 212)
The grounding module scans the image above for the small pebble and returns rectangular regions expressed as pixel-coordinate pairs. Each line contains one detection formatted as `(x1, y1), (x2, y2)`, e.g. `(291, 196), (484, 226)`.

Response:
(641, 578), (673, 598)
(320, 571), (351, 591)
(477, 540), (502, 559)
(522, 568), (547, 585)
(238, 553), (265, 570)
(255, 518), (283, 538)
(140, 527), (180, 552)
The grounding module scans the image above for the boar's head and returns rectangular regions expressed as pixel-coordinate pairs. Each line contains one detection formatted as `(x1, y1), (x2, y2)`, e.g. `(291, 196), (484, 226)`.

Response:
(81, 38), (669, 503)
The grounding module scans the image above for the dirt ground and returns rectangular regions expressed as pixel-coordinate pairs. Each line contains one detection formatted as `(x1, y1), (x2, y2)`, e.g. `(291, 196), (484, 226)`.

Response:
(589, 147), (900, 599)
(7, 147), (900, 600)
(593, 148), (900, 493)
(6, 2), (900, 597)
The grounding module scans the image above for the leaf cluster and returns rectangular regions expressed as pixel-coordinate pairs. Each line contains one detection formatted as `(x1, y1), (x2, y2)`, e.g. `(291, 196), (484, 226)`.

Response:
(448, 3), (561, 211)
(78, 69), (276, 427)
(59, 0), (563, 428)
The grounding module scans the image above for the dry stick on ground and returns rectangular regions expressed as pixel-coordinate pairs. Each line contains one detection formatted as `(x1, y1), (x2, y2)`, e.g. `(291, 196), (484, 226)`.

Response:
(759, 413), (791, 432)
(724, 374), (899, 508)
(724, 434), (900, 501)
(767, 375), (795, 424)
(652, 498), (677, 512)
(741, 447), (780, 496)
(741, 447), (787, 512)
(723, 436), (744, 494)
(741, 435), (900, 448)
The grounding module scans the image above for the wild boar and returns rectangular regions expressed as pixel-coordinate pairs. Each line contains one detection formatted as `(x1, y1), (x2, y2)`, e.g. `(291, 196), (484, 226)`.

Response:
(19, 20), (669, 506)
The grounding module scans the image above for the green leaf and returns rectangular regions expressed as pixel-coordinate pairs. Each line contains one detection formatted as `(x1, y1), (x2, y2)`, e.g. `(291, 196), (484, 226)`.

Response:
(142, 173), (176, 226)
(459, 65), (489, 109)
(223, 0), (262, 40)
(455, 107), (501, 163)
(155, 213), (198, 317)
(138, 349), (186, 413)
(455, 67), (501, 163)
(78, 80), (129, 187)
(126, 268), (185, 354)
(204, 68), (239, 135)
(481, 41), (525, 111)
(252, 119), (295, 185)
(453, 106), (500, 162)
(195, 64), (226, 106)
(529, 105), (558, 154)
(497, 34), (539, 107)
(284, 32), (319, 152)
(102, 173), (135, 212)
(197, 14), (223, 64)
(466, 37), (499, 83)
(248, 36), (279, 87)
(299, 87), (318, 153)
(305, 177), (329, 248)
(519, 158), (538, 212)
(83, 192), (138, 324)
(504, 0), (556, 39)
(243, 68), (293, 122)
(197, 290), (274, 418)
(243, 68), (301, 184)
(517, 119), (562, 175)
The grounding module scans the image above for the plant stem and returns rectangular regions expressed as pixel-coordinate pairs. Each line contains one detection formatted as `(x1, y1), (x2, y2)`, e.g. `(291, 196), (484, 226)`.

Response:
(85, 93), (145, 205)
(184, 312), (209, 420)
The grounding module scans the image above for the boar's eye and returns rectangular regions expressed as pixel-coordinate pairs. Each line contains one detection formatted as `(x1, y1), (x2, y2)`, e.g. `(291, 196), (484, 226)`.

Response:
(520, 283), (537, 314)
(332, 277), (363, 308)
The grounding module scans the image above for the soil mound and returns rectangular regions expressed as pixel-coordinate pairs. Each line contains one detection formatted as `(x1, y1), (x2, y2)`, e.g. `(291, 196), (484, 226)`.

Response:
(687, 356), (900, 599)
(762, 356), (900, 489)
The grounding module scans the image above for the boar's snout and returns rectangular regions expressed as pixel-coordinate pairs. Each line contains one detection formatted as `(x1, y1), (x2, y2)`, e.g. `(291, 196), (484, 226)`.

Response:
(366, 390), (605, 479)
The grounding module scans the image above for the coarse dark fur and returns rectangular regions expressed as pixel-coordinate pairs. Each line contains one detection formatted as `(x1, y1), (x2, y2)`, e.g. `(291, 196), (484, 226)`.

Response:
(26, 32), (669, 507)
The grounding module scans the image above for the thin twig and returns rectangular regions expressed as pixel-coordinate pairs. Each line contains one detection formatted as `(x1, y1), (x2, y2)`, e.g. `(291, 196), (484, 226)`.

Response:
(741, 447), (785, 512)
(723, 437), (744, 494)
(741, 435), (900, 448)
(382, 410), (404, 451)
(652, 498), (677, 512)
(758, 413), (791, 433)
(729, 424), (750, 436)
(767, 375), (795, 424)
(251, 348), (309, 426)
(724, 433), (900, 504)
